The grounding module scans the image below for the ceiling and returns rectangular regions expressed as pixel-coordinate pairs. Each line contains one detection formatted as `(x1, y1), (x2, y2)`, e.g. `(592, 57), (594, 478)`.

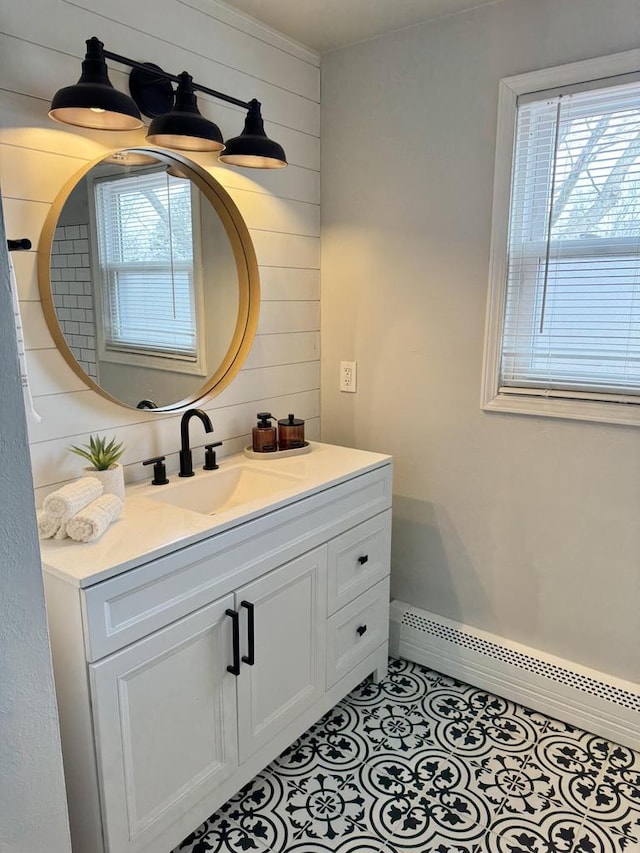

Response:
(222, 0), (501, 53)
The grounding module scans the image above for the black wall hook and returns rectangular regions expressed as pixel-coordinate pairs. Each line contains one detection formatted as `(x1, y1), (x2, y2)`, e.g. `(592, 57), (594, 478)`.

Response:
(7, 238), (32, 251)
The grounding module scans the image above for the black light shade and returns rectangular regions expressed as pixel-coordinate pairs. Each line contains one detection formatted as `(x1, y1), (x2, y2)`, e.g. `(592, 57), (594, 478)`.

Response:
(146, 73), (225, 152)
(49, 37), (142, 130)
(219, 100), (287, 169)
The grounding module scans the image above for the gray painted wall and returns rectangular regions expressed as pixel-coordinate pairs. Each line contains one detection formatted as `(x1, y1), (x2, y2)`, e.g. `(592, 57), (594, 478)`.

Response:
(321, 0), (640, 683)
(0, 196), (71, 851)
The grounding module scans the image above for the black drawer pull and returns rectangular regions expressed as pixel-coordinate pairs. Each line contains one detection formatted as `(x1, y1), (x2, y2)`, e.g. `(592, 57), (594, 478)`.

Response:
(357, 624), (367, 636)
(358, 554), (369, 565)
(241, 600), (255, 666)
(226, 609), (240, 676)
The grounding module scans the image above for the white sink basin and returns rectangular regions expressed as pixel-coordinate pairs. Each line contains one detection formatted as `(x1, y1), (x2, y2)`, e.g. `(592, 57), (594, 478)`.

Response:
(148, 463), (304, 516)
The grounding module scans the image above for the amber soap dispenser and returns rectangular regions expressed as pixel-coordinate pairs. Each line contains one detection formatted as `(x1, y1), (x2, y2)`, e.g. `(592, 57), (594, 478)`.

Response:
(252, 412), (277, 452)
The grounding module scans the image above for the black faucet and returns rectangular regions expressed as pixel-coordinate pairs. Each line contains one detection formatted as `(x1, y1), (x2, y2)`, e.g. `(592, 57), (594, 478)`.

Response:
(179, 408), (214, 477)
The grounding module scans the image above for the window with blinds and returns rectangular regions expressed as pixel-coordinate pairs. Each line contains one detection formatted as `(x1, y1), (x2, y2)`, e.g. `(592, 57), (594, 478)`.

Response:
(93, 168), (198, 360)
(500, 77), (640, 402)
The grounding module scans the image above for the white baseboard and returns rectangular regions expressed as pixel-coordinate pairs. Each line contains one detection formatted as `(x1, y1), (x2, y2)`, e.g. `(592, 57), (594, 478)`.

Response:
(390, 601), (640, 751)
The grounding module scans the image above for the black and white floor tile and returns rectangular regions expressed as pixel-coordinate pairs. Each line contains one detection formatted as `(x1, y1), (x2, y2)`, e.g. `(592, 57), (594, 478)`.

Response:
(175, 658), (640, 853)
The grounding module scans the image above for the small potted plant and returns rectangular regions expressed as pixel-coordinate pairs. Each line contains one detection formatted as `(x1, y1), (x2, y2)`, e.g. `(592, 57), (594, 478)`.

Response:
(69, 435), (126, 501)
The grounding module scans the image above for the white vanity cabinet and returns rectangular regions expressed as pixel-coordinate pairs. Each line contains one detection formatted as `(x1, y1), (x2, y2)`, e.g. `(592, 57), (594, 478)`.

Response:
(42, 447), (392, 853)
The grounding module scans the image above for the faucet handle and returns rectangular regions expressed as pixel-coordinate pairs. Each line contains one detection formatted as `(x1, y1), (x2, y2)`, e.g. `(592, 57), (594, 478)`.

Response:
(204, 442), (222, 471)
(143, 455), (169, 486)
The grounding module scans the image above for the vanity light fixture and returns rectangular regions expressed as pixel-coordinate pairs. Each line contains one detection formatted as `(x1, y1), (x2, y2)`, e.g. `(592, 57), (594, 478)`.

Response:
(49, 37), (287, 168)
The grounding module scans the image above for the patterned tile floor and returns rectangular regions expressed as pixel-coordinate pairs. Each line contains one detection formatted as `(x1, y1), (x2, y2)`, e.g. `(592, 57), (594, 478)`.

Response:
(175, 658), (640, 853)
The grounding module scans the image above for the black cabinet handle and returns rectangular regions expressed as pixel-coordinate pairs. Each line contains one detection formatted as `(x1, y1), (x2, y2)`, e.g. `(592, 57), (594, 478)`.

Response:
(357, 624), (367, 636)
(358, 554), (369, 565)
(241, 600), (255, 666)
(226, 609), (240, 676)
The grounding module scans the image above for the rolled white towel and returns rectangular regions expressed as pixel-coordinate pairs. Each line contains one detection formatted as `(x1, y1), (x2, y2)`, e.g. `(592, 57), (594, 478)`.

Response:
(37, 510), (63, 540)
(43, 477), (103, 523)
(66, 494), (123, 543)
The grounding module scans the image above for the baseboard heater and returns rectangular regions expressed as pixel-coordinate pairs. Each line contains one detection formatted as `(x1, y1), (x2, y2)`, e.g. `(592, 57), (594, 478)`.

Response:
(389, 601), (640, 751)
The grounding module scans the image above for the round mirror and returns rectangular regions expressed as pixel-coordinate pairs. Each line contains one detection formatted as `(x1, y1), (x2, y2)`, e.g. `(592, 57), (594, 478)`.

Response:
(38, 148), (259, 410)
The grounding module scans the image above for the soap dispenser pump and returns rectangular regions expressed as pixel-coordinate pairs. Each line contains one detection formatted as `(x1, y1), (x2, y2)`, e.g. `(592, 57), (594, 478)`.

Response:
(252, 412), (277, 453)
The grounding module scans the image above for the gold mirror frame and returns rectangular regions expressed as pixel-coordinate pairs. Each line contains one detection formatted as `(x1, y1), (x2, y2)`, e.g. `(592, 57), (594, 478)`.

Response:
(38, 148), (260, 411)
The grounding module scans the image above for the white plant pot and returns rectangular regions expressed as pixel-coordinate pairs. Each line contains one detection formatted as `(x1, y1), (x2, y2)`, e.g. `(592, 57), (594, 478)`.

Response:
(84, 463), (125, 502)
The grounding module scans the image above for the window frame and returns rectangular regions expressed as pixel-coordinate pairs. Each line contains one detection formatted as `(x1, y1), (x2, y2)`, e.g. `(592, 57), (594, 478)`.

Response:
(482, 48), (640, 427)
(89, 166), (208, 379)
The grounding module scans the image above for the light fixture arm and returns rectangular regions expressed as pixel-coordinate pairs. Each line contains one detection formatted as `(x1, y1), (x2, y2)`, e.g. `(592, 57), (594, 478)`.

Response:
(100, 44), (251, 111)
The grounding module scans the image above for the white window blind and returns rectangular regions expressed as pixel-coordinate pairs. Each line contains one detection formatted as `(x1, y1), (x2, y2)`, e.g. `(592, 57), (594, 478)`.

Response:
(94, 169), (197, 359)
(501, 78), (640, 400)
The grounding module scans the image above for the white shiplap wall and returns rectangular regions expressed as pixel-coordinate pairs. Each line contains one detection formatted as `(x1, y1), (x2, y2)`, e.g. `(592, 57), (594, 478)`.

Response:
(0, 0), (320, 504)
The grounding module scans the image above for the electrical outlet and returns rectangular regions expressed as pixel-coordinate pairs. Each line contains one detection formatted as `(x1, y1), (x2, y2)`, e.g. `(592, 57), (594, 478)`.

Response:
(340, 361), (357, 393)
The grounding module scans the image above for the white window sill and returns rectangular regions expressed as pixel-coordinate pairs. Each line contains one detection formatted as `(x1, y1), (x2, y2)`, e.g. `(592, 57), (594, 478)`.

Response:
(99, 347), (207, 377)
(483, 391), (640, 428)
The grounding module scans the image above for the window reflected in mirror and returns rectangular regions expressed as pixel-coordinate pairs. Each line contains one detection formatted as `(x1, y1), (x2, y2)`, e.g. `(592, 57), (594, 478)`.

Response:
(93, 167), (201, 368)
(40, 149), (259, 410)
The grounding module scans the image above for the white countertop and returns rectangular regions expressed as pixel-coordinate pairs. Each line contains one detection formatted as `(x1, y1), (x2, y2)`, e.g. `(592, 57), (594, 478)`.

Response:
(40, 442), (391, 588)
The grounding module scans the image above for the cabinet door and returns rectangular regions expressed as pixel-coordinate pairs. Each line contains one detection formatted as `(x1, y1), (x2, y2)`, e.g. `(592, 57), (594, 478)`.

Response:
(90, 595), (238, 853)
(236, 547), (327, 763)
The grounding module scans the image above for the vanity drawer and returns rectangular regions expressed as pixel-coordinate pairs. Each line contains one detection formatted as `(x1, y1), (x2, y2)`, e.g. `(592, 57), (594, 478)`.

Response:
(327, 511), (391, 614)
(326, 577), (390, 688)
